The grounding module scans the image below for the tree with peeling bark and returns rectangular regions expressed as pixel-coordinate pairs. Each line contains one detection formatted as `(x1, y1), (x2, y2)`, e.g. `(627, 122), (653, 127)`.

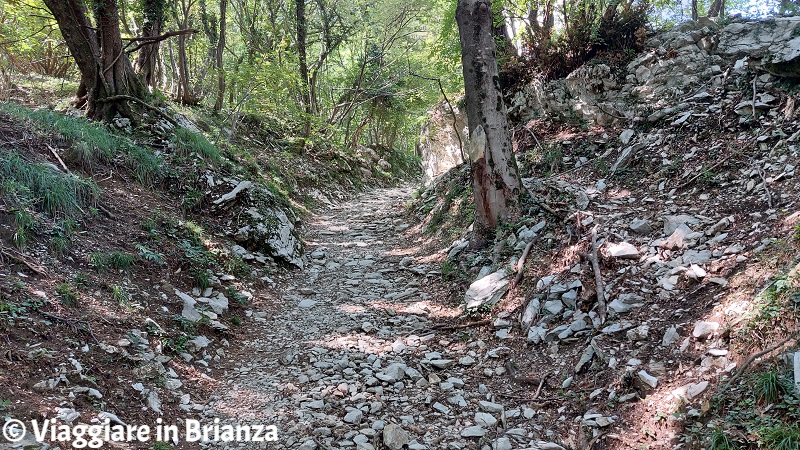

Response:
(456, 0), (522, 235)
(43, 0), (148, 121)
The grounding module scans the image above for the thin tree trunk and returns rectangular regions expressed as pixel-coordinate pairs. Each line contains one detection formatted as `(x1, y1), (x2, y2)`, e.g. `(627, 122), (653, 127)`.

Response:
(213, 0), (227, 113)
(456, 0), (521, 234)
(176, 0), (197, 105)
(135, 0), (165, 90)
(296, 0), (311, 139)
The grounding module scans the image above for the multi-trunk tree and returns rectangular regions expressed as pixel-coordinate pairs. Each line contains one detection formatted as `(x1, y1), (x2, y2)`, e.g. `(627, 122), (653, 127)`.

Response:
(43, 0), (147, 121)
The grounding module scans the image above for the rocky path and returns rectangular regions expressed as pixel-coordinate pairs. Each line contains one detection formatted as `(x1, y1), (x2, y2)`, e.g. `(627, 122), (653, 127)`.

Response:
(205, 186), (561, 450)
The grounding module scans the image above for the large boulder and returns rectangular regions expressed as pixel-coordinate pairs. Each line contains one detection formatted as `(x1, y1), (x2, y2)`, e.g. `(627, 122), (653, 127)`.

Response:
(234, 206), (303, 268)
(212, 181), (304, 268)
(717, 17), (800, 77)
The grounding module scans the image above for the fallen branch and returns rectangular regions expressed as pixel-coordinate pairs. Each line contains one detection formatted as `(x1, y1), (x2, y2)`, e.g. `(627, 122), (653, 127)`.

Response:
(0, 245), (47, 275)
(720, 333), (798, 393)
(46, 144), (70, 173)
(532, 373), (548, 400)
(673, 148), (738, 190)
(511, 237), (539, 288)
(755, 163), (773, 208)
(523, 126), (546, 153)
(585, 227), (607, 323)
(430, 318), (492, 331)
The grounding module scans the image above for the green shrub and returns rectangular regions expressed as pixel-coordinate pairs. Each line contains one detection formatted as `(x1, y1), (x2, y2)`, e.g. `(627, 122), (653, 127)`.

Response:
(762, 425), (800, 450)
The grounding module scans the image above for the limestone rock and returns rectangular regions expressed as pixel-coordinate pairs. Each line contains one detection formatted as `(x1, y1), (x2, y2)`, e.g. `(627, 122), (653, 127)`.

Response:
(382, 424), (409, 450)
(464, 269), (510, 310)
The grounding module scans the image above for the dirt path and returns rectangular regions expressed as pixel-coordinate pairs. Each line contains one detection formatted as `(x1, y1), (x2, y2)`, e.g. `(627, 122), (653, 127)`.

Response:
(204, 186), (555, 450)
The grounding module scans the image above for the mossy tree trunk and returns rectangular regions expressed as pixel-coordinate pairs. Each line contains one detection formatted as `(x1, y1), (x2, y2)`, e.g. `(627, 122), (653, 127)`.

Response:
(44, 0), (147, 122)
(456, 0), (521, 234)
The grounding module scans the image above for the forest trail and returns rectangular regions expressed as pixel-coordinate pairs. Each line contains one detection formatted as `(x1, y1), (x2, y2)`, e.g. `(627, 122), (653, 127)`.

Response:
(205, 185), (509, 450)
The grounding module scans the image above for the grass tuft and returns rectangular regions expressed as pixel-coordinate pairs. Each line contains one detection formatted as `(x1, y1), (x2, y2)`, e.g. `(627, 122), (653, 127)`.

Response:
(90, 251), (135, 272)
(0, 150), (99, 218)
(172, 127), (221, 163)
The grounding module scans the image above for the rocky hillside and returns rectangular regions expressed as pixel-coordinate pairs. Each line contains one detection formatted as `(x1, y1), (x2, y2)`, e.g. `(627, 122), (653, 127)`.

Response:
(412, 16), (800, 450)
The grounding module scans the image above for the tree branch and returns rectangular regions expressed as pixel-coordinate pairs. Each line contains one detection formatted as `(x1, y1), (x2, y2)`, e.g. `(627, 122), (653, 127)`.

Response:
(124, 29), (199, 54)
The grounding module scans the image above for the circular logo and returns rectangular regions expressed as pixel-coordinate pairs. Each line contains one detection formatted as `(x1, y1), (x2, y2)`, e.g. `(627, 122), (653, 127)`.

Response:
(2, 419), (26, 443)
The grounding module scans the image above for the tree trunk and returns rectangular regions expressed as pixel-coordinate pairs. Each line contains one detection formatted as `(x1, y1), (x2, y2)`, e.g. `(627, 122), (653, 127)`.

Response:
(44, 0), (147, 122)
(456, 0), (521, 234)
(691, 0), (698, 21)
(214, 0), (227, 113)
(296, 0), (312, 139)
(176, 0), (197, 105)
(135, 0), (165, 90)
(708, 0), (724, 17)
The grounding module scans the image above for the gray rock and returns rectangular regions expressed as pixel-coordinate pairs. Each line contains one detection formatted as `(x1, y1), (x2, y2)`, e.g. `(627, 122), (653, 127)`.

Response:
(177, 290), (203, 322)
(344, 409), (364, 424)
(673, 381), (709, 400)
(543, 300), (564, 315)
(608, 293), (645, 315)
(460, 426), (487, 438)
(383, 424), (409, 450)
(479, 400), (504, 413)
(298, 299), (317, 308)
(236, 205), (304, 268)
(663, 214), (700, 236)
(464, 269), (510, 310)
(662, 326), (680, 346)
(717, 18), (800, 76)
(475, 412), (497, 427)
(692, 321), (719, 339)
(630, 219), (652, 234)
(638, 370), (658, 389)
(608, 242), (639, 259)
(620, 129), (635, 144)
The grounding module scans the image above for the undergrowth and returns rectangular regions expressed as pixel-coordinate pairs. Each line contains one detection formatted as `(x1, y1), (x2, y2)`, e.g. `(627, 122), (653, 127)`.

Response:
(0, 102), (163, 184)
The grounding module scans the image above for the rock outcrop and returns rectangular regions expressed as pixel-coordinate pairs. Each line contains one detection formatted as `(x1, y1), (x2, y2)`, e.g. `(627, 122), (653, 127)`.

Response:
(508, 17), (800, 127)
(417, 99), (467, 183)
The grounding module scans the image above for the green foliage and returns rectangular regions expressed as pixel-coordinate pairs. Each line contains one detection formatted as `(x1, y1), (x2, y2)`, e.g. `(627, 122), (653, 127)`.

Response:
(110, 284), (131, 305)
(55, 283), (79, 307)
(135, 243), (165, 265)
(90, 251), (136, 272)
(755, 370), (784, 404)
(709, 429), (738, 450)
(762, 425), (800, 450)
(0, 103), (163, 184)
(172, 127), (222, 163)
(225, 257), (251, 278)
(0, 298), (24, 327)
(0, 149), (99, 218)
